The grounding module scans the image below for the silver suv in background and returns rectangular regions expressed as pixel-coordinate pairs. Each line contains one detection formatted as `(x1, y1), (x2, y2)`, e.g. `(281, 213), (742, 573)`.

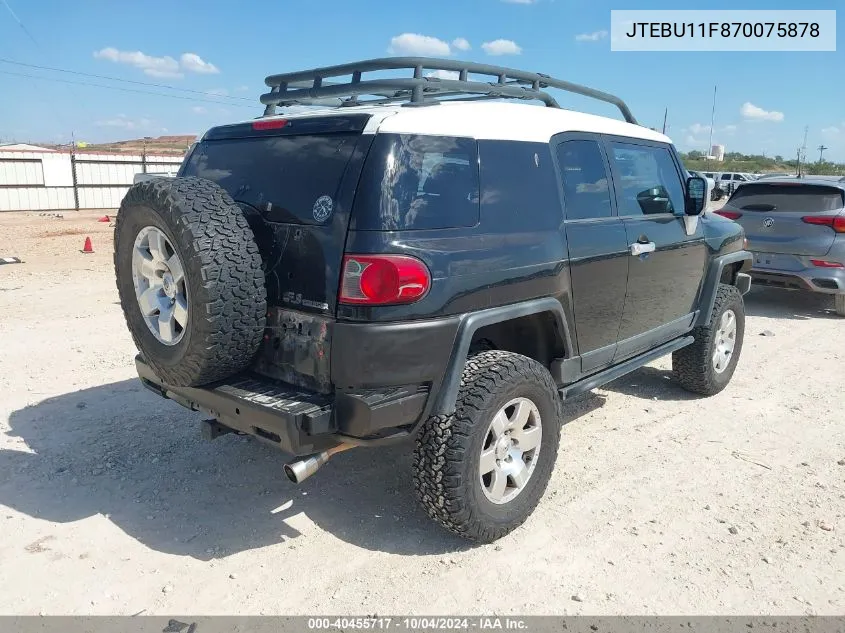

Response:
(717, 172), (757, 197)
(717, 176), (845, 316)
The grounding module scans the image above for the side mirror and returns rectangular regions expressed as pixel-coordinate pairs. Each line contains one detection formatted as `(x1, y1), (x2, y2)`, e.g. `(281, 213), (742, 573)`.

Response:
(685, 176), (707, 215)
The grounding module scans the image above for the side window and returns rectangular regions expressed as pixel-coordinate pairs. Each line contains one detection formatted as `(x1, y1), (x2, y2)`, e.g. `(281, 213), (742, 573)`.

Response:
(735, 174), (746, 181)
(556, 140), (613, 220)
(608, 142), (685, 216)
(721, 174), (732, 181)
(353, 134), (479, 230)
(478, 140), (562, 231)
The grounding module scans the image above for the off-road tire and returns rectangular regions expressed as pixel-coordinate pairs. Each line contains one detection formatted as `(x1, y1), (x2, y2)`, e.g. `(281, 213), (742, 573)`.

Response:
(672, 283), (744, 396)
(114, 176), (267, 387)
(834, 294), (845, 317)
(413, 351), (562, 542)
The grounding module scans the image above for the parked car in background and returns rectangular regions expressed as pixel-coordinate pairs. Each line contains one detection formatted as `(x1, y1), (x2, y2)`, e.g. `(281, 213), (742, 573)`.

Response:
(717, 177), (845, 316)
(717, 172), (758, 197)
(757, 172), (795, 180)
(133, 170), (178, 184)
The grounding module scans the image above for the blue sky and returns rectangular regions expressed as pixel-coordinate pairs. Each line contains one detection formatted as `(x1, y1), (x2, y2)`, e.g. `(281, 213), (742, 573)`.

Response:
(1, 0), (843, 160)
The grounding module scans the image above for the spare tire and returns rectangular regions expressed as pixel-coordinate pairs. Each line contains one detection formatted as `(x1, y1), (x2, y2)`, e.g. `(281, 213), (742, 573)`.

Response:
(114, 176), (267, 387)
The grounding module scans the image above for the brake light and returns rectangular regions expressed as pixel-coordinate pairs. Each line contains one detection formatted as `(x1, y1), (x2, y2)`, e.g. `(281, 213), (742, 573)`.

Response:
(339, 255), (431, 305)
(802, 215), (845, 233)
(715, 210), (743, 220)
(252, 118), (288, 130)
(810, 259), (844, 268)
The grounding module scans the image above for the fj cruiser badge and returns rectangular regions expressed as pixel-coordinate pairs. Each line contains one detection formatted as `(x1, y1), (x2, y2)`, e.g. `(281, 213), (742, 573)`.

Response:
(313, 195), (333, 222)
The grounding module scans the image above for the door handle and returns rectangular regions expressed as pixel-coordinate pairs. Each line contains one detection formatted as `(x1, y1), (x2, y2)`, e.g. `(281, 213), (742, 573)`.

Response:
(630, 241), (656, 256)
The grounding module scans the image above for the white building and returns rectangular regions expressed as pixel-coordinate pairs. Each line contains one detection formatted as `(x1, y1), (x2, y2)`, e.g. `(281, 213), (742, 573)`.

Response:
(709, 144), (726, 162)
(0, 146), (183, 212)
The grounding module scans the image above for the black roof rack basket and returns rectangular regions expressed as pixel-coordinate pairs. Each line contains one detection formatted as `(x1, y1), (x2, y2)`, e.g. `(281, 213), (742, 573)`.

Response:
(260, 57), (637, 124)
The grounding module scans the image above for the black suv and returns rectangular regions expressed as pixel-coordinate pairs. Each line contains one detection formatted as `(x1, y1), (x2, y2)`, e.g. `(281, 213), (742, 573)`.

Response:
(114, 58), (752, 542)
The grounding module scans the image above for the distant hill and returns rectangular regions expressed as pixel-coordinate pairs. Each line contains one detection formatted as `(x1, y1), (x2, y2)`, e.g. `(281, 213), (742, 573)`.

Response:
(47, 135), (197, 155)
(681, 150), (845, 176)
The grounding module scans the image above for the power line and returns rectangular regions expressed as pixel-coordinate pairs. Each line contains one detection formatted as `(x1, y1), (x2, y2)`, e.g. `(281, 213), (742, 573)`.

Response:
(0, 68), (255, 108)
(0, 0), (39, 47)
(0, 57), (255, 102)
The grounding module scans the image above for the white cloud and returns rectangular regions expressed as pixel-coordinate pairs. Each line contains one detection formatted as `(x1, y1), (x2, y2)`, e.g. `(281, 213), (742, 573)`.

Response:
(204, 88), (229, 97)
(388, 33), (451, 56)
(452, 37), (471, 51)
(191, 106), (208, 115)
(740, 102), (784, 122)
(684, 135), (703, 147)
(723, 124), (738, 134)
(95, 114), (152, 130)
(94, 47), (181, 78)
(688, 123), (711, 135)
(179, 53), (219, 75)
(821, 126), (840, 136)
(575, 30), (608, 42)
(94, 47), (220, 78)
(426, 70), (460, 80)
(235, 85), (250, 92)
(481, 39), (522, 55)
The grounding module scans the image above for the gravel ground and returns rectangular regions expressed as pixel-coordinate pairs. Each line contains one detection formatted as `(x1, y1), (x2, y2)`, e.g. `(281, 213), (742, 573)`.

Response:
(0, 211), (843, 616)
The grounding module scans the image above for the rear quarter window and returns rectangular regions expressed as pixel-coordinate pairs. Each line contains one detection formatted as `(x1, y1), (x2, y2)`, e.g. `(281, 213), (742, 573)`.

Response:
(478, 140), (562, 231)
(352, 134), (480, 230)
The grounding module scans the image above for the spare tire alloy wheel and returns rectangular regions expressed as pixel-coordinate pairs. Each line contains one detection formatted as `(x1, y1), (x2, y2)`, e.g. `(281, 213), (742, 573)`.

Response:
(132, 226), (188, 345)
(115, 176), (267, 387)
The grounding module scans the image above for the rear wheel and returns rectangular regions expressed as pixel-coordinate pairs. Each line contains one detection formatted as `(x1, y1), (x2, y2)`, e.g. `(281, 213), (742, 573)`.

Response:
(673, 284), (745, 396)
(835, 294), (845, 317)
(413, 351), (562, 542)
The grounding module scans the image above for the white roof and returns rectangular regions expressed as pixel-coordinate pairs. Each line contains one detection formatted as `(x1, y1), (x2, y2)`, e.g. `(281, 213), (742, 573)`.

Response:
(237, 101), (672, 145)
(0, 143), (56, 152)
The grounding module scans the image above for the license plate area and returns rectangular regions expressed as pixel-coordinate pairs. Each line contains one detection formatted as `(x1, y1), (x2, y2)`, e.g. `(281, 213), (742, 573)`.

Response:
(751, 252), (802, 271)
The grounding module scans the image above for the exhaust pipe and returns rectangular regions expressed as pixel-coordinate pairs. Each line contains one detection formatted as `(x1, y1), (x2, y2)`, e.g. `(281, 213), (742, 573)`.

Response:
(284, 443), (353, 484)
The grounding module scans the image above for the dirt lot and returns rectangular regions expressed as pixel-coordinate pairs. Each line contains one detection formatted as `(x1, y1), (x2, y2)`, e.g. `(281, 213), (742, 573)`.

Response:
(0, 210), (843, 616)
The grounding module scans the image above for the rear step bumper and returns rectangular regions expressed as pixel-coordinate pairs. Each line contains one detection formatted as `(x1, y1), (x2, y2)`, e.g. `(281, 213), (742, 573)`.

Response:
(136, 355), (427, 456)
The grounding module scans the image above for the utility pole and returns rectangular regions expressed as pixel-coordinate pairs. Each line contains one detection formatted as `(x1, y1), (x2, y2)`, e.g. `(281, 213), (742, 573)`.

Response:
(818, 144), (828, 163)
(707, 85), (717, 155)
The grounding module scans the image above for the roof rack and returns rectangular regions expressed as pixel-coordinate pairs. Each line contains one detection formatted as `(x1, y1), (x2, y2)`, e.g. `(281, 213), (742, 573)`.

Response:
(260, 57), (637, 124)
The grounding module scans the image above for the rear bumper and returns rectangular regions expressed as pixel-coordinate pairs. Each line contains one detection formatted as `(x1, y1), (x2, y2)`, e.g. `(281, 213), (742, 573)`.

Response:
(749, 267), (845, 294)
(134, 314), (461, 456)
(748, 249), (845, 295)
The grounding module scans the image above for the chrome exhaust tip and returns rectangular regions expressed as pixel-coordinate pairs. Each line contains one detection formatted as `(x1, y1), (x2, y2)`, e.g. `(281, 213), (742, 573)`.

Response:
(284, 452), (330, 484)
(283, 444), (353, 484)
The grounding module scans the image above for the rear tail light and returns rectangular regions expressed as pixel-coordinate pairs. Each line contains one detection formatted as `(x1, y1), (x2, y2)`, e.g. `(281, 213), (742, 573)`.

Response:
(339, 254), (431, 305)
(810, 259), (844, 268)
(715, 210), (743, 220)
(802, 215), (845, 233)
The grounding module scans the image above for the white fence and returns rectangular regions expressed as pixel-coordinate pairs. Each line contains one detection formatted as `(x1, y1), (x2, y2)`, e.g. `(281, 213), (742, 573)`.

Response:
(0, 148), (184, 212)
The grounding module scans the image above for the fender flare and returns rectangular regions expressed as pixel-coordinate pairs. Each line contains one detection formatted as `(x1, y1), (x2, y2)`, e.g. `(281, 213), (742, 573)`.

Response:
(695, 250), (752, 327)
(429, 297), (573, 416)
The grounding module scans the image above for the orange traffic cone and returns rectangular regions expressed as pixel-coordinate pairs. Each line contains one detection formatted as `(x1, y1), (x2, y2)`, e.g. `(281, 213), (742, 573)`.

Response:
(81, 237), (94, 254)
(97, 215), (110, 222)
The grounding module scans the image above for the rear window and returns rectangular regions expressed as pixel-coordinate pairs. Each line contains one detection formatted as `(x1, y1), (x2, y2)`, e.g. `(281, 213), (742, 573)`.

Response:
(182, 133), (360, 225)
(353, 134), (479, 230)
(728, 184), (845, 213)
